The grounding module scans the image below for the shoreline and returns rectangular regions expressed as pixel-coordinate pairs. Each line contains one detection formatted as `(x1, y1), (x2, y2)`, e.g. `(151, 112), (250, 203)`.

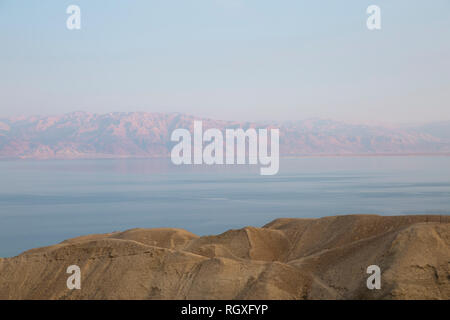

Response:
(1, 152), (450, 161)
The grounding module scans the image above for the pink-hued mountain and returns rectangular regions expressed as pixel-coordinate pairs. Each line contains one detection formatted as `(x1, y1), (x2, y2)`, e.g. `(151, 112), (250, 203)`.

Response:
(0, 112), (449, 159)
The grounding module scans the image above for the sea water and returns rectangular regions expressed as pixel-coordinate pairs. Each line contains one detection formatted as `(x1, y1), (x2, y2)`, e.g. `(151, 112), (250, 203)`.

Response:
(0, 156), (449, 257)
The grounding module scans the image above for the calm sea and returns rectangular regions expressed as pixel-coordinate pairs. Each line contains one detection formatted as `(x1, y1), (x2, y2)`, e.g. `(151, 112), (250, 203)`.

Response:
(1, 156), (450, 257)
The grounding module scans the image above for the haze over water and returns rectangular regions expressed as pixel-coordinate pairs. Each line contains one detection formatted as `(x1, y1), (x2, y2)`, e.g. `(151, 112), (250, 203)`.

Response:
(1, 156), (450, 257)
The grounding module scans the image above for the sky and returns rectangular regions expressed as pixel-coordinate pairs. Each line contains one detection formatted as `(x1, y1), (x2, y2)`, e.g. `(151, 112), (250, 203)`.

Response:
(0, 0), (449, 124)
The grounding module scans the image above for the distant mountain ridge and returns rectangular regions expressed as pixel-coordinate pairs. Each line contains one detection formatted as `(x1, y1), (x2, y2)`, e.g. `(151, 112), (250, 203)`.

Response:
(0, 112), (449, 159)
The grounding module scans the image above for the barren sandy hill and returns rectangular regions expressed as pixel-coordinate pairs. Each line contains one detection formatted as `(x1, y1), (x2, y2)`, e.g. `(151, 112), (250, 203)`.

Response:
(0, 215), (448, 300)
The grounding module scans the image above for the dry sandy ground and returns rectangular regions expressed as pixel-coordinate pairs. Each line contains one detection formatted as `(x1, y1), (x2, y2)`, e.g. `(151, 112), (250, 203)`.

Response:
(0, 215), (448, 300)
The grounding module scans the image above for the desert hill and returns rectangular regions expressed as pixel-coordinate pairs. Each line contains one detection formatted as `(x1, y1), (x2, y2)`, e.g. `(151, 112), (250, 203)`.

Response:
(0, 215), (448, 300)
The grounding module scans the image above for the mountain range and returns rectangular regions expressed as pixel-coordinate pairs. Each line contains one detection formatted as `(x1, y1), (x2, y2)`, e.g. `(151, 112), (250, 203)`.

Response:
(0, 112), (450, 159)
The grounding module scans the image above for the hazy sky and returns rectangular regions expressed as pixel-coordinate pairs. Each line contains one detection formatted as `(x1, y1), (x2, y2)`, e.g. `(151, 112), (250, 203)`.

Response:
(1, 0), (449, 123)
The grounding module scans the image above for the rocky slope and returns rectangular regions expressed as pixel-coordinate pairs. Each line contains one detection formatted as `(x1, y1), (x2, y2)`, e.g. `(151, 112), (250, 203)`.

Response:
(0, 215), (448, 300)
(1, 112), (449, 159)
